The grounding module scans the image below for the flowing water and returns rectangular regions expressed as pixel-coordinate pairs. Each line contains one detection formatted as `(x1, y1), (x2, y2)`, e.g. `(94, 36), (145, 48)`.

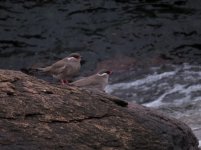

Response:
(106, 63), (201, 146)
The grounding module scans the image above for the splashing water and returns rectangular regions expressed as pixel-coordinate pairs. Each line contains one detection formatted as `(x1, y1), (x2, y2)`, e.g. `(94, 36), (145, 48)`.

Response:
(106, 63), (201, 106)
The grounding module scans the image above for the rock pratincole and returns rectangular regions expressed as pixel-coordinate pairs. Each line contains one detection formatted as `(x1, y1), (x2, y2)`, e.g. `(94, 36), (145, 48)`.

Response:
(38, 53), (81, 84)
(70, 69), (112, 91)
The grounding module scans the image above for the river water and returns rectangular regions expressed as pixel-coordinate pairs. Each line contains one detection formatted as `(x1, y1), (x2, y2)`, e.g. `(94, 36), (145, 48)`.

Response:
(0, 0), (201, 147)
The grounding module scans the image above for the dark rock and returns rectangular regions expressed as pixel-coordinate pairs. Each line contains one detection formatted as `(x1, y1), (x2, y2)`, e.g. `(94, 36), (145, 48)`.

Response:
(0, 69), (199, 150)
(1, 0), (201, 74)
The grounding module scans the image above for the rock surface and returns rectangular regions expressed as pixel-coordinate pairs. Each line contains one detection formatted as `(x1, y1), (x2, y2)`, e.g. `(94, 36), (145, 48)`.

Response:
(0, 69), (199, 150)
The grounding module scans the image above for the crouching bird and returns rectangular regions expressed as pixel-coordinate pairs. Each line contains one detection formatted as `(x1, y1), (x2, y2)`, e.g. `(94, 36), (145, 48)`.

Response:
(70, 69), (112, 91)
(38, 53), (81, 84)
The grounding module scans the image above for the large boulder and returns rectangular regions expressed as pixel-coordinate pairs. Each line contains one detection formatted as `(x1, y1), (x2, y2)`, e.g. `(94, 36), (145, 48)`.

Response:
(0, 70), (199, 150)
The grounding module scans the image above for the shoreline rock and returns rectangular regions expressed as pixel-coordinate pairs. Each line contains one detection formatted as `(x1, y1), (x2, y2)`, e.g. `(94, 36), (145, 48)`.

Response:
(0, 69), (199, 150)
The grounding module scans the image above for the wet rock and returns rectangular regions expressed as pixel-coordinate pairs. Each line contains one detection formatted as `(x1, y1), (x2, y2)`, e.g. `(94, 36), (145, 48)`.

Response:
(0, 0), (201, 73)
(0, 69), (199, 150)
(96, 55), (137, 72)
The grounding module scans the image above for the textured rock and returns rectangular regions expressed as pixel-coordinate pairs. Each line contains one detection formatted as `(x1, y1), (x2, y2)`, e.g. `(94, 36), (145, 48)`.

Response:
(0, 69), (199, 150)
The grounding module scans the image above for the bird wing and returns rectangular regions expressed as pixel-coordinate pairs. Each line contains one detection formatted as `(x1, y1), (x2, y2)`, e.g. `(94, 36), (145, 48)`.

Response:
(48, 59), (69, 74)
(71, 75), (98, 87)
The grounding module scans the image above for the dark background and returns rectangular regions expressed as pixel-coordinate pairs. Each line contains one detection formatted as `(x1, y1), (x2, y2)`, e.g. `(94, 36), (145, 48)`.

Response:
(0, 0), (201, 75)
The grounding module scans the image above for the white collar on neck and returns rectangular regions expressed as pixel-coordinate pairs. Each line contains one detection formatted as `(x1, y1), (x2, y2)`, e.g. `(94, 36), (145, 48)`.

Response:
(67, 57), (75, 61)
(97, 73), (107, 76)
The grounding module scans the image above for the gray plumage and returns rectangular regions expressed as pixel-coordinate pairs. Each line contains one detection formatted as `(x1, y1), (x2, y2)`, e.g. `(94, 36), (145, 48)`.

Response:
(38, 53), (81, 83)
(70, 70), (112, 91)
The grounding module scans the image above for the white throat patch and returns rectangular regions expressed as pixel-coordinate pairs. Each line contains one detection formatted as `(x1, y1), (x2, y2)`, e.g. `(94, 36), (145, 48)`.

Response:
(67, 57), (75, 61)
(98, 73), (107, 76)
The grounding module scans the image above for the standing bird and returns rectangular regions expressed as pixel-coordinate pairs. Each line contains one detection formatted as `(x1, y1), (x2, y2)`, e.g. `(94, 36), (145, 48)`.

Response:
(38, 53), (81, 84)
(70, 69), (112, 91)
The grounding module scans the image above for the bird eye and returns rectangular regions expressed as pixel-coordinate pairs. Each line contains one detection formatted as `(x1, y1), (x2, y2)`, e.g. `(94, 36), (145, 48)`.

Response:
(73, 55), (80, 59)
(106, 71), (111, 74)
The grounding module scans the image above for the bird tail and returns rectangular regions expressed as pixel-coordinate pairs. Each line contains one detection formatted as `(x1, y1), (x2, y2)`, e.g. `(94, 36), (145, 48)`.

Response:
(37, 66), (51, 72)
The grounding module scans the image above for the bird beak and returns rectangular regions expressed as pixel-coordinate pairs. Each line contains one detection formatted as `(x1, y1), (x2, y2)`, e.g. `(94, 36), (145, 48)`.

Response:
(108, 71), (112, 75)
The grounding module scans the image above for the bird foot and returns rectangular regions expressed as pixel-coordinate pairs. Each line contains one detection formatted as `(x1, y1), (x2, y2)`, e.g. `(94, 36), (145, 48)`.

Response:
(61, 80), (69, 85)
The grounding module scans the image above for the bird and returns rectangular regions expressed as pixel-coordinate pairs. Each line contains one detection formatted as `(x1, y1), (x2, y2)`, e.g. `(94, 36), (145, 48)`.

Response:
(38, 53), (81, 84)
(70, 69), (112, 91)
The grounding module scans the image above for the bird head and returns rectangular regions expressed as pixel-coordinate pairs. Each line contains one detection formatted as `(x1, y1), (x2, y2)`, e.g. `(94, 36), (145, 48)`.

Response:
(68, 53), (81, 61)
(97, 69), (112, 77)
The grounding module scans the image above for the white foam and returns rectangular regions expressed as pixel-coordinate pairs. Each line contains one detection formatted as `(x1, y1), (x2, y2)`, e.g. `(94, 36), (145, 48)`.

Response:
(194, 96), (201, 102)
(183, 63), (201, 70)
(143, 83), (201, 107)
(192, 127), (201, 131)
(106, 63), (201, 108)
(143, 84), (186, 107)
(106, 71), (176, 93)
(185, 85), (201, 93)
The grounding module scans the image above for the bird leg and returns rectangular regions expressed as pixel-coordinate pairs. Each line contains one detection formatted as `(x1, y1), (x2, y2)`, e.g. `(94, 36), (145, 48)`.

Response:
(61, 80), (69, 85)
